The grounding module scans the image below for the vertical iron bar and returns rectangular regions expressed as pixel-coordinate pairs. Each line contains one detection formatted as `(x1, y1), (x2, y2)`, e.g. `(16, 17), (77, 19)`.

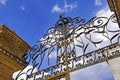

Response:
(61, 18), (70, 80)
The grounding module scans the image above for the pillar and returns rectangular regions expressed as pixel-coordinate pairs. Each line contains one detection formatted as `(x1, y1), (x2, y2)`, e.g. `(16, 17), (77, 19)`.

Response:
(108, 57), (120, 80)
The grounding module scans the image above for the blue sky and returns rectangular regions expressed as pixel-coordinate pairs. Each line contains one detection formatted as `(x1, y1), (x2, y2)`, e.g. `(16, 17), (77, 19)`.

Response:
(0, 0), (108, 46)
(0, 0), (115, 80)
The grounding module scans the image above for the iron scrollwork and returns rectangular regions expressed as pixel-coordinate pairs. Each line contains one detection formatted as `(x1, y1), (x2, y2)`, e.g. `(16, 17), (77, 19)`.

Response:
(15, 13), (120, 80)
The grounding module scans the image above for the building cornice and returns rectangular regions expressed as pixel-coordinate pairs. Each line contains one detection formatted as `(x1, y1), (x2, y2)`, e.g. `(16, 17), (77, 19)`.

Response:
(0, 46), (28, 66)
(0, 24), (31, 50)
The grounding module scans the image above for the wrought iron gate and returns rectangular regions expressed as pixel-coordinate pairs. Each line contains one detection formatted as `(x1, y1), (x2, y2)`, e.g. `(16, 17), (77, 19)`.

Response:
(15, 13), (120, 80)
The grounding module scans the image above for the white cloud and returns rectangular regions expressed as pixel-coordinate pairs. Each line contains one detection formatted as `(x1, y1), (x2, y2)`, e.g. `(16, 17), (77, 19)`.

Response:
(96, 6), (112, 17)
(52, 4), (64, 13)
(95, 0), (102, 6)
(70, 62), (113, 80)
(64, 0), (78, 12)
(52, 0), (78, 13)
(12, 65), (37, 80)
(20, 5), (26, 11)
(0, 0), (7, 5)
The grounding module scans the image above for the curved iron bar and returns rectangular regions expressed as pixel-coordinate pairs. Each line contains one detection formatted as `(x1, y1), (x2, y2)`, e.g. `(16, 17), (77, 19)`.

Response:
(15, 13), (120, 80)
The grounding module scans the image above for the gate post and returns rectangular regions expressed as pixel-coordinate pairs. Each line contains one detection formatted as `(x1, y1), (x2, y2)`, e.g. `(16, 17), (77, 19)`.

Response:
(65, 73), (70, 80)
(108, 57), (120, 80)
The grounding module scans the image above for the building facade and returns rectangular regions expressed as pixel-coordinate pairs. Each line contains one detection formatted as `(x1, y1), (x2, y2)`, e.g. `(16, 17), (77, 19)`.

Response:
(107, 0), (120, 27)
(0, 24), (31, 80)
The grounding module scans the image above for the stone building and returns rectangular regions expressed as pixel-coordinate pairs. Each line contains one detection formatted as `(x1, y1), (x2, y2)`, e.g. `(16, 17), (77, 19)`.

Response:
(0, 24), (31, 80)
(107, 0), (120, 27)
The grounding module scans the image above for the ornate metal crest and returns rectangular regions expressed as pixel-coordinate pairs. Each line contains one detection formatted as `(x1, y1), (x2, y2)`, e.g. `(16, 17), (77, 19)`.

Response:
(14, 13), (120, 80)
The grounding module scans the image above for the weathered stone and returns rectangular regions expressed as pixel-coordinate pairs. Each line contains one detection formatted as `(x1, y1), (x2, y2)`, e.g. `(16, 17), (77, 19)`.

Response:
(108, 57), (120, 80)
(0, 24), (31, 80)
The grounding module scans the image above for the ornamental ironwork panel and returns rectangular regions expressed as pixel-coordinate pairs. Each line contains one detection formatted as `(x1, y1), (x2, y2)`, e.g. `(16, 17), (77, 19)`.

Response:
(15, 13), (120, 80)
(27, 43), (120, 80)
